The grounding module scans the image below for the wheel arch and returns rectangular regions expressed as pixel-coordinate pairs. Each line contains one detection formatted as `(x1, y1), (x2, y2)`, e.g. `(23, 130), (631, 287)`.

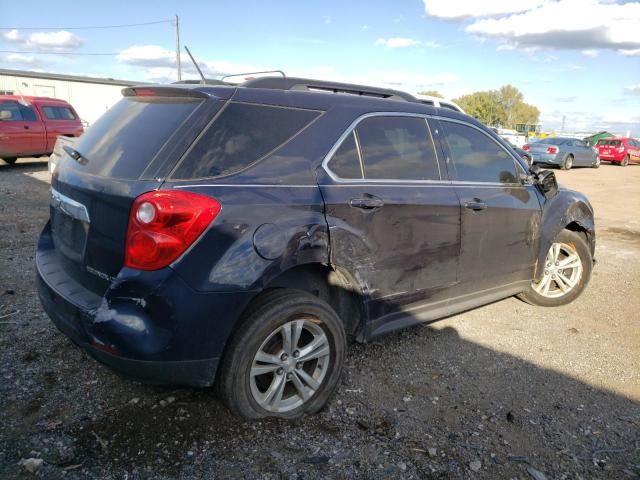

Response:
(262, 263), (367, 339)
(536, 192), (595, 280)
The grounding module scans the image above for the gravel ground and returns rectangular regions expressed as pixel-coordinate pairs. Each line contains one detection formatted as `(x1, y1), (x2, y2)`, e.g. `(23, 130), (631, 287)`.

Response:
(1, 158), (639, 479)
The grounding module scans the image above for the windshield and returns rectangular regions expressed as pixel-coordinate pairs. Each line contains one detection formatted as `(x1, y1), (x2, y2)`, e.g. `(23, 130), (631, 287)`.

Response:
(536, 138), (568, 145)
(597, 139), (621, 146)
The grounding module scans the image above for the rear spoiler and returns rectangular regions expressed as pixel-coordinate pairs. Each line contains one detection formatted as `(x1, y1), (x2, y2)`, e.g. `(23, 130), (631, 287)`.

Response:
(121, 86), (210, 99)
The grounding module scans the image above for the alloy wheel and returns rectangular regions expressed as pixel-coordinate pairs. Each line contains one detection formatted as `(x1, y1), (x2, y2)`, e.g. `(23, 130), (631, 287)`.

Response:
(533, 242), (583, 298)
(250, 318), (331, 413)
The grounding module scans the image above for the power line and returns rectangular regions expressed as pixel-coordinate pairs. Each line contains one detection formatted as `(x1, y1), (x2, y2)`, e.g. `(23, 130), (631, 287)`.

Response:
(1, 49), (119, 56)
(0, 19), (173, 31)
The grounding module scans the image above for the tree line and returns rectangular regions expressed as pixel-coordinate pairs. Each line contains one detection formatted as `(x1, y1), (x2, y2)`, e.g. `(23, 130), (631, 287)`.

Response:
(419, 85), (540, 129)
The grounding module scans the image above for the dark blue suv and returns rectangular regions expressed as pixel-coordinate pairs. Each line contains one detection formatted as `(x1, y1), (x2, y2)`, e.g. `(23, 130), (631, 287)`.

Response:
(37, 77), (595, 419)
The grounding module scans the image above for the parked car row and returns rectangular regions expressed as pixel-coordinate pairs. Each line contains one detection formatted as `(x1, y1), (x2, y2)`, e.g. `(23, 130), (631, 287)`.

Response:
(0, 95), (83, 164)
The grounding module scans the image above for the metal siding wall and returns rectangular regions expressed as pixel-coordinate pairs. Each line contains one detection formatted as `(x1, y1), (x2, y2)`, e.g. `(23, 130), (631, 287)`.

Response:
(0, 73), (128, 125)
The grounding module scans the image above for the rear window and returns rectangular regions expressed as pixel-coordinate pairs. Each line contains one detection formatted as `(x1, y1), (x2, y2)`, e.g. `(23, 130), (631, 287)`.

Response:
(65, 96), (201, 179)
(171, 102), (320, 179)
(597, 139), (620, 146)
(537, 137), (568, 145)
(42, 106), (76, 120)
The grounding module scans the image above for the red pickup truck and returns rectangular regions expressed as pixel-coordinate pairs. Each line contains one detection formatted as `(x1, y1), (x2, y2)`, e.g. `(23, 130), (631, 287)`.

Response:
(0, 95), (84, 165)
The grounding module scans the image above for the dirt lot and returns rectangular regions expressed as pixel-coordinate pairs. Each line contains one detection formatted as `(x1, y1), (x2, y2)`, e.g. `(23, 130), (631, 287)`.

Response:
(1, 158), (639, 479)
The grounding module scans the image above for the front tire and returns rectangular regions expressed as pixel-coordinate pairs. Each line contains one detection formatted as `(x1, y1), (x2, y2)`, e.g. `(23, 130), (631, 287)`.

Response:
(217, 289), (347, 419)
(621, 155), (630, 167)
(2, 157), (17, 165)
(562, 155), (573, 170)
(592, 155), (600, 168)
(518, 230), (592, 307)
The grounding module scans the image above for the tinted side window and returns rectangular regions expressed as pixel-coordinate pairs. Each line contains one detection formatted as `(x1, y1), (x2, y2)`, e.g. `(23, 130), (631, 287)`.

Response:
(356, 116), (439, 180)
(20, 105), (37, 121)
(0, 101), (24, 121)
(42, 106), (76, 120)
(328, 131), (362, 179)
(172, 103), (320, 179)
(441, 121), (517, 183)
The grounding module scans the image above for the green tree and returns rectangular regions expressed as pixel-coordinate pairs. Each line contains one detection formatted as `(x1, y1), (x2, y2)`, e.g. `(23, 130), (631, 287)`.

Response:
(454, 85), (539, 128)
(417, 90), (444, 98)
(455, 90), (505, 126)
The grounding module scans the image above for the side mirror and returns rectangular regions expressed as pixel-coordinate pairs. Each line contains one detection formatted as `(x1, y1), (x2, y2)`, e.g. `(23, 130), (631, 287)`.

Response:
(535, 169), (558, 198)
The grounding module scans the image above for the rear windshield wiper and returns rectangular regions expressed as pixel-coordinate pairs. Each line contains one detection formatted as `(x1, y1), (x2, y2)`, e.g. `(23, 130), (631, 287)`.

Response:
(63, 145), (89, 165)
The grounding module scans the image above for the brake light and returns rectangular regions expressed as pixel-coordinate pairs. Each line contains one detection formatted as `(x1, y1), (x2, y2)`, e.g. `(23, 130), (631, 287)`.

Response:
(522, 145), (530, 151)
(125, 191), (221, 271)
(547, 146), (558, 154)
(132, 88), (156, 97)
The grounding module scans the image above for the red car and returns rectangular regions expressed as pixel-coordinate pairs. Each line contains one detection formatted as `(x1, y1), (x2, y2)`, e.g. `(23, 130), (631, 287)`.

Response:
(0, 95), (83, 165)
(595, 137), (640, 166)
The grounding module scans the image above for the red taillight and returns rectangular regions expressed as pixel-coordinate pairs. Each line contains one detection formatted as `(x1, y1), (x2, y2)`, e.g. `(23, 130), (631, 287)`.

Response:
(547, 146), (558, 154)
(522, 145), (531, 151)
(125, 190), (221, 271)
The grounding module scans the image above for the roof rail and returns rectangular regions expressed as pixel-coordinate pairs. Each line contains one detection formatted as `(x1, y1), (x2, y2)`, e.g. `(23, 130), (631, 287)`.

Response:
(222, 70), (287, 82)
(173, 79), (232, 86)
(239, 76), (416, 102)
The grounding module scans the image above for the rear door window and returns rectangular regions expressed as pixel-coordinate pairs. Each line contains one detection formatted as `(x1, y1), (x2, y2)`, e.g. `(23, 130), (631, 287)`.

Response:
(441, 120), (517, 184)
(328, 132), (362, 179)
(43, 106), (76, 120)
(66, 96), (202, 179)
(171, 103), (320, 179)
(356, 116), (440, 181)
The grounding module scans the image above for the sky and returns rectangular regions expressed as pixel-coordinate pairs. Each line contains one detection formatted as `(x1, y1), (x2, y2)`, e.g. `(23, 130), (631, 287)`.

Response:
(1, 0), (639, 134)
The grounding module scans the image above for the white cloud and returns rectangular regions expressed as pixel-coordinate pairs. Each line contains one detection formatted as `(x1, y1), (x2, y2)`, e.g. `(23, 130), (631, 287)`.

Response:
(4, 53), (39, 66)
(375, 37), (439, 48)
(625, 84), (640, 95)
(620, 48), (640, 56)
(2, 29), (22, 42)
(2, 29), (83, 50)
(423, 0), (548, 20)
(117, 45), (175, 68)
(465, 0), (640, 54)
(28, 31), (83, 49)
(581, 49), (598, 57)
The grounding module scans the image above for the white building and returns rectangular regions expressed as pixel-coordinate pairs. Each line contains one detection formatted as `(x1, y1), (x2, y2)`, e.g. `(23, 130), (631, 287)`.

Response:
(0, 68), (144, 125)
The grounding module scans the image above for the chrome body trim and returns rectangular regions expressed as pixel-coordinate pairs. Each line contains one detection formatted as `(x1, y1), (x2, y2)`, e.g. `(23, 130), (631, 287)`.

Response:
(50, 188), (90, 223)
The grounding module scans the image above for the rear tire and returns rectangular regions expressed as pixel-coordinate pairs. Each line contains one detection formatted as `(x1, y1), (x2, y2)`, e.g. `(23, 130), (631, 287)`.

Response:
(2, 157), (17, 165)
(518, 229), (592, 307)
(562, 155), (573, 170)
(622, 155), (630, 167)
(217, 289), (347, 419)
(592, 155), (600, 168)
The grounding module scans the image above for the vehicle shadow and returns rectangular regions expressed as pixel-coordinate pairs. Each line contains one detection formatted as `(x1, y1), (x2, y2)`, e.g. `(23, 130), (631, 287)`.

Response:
(0, 171), (638, 479)
(0, 158), (48, 170)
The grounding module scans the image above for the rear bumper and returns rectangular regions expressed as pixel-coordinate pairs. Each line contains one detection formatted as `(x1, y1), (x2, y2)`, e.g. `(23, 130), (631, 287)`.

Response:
(36, 222), (257, 387)
(598, 154), (625, 162)
(531, 152), (561, 165)
(37, 273), (219, 385)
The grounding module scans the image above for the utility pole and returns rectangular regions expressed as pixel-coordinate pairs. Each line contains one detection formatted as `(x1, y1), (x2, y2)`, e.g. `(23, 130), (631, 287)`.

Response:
(175, 14), (182, 81)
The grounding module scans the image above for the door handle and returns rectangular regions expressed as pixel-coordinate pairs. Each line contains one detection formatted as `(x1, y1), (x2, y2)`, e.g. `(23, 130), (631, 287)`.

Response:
(464, 200), (487, 211)
(24, 125), (30, 130)
(349, 195), (384, 210)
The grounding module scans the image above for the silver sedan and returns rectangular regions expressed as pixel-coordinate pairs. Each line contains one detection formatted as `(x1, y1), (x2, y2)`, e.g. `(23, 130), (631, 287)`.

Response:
(524, 137), (600, 170)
